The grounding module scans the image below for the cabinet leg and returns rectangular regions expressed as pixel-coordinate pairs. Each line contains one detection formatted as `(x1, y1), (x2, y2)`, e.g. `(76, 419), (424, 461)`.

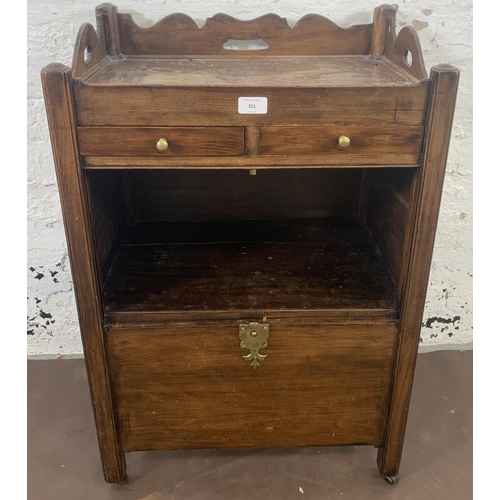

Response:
(376, 64), (460, 486)
(377, 443), (402, 481)
(102, 451), (127, 483)
(41, 63), (127, 484)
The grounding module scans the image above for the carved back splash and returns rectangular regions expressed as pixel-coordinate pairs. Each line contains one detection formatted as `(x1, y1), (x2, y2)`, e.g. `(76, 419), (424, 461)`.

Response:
(117, 12), (373, 56)
(70, 4), (428, 82)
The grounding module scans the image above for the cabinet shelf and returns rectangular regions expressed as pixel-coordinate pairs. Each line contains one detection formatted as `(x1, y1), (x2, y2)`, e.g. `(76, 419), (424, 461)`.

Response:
(103, 218), (398, 324)
(83, 55), (418, 88)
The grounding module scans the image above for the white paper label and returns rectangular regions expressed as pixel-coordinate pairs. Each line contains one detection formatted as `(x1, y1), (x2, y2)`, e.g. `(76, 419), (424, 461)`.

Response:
(238, 97), (268, 114)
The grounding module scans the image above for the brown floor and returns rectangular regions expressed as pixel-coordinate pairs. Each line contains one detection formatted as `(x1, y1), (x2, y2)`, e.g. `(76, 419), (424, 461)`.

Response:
(27, 350), (472, 499)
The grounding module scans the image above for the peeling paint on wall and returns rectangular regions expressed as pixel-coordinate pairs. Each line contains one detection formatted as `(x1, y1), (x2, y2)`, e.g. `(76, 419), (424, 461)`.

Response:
(27, 0), (473, 355)
(27, 255), (82, 355)
(411, 19), (429, 31)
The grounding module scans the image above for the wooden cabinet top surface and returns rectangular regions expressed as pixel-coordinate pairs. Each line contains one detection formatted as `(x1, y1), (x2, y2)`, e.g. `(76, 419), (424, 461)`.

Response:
(83, 56), (417, 87)
(71, 4), (428, 84)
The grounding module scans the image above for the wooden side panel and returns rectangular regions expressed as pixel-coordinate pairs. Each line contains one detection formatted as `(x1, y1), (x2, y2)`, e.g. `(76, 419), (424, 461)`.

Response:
(117, 13), (373, 56)
(366, 168), (416, 287)
(85, 170), (127, 282)
(357, 169), (369, 220)
(74, 84), (431, 127)
(377, 65), (460, 479)
(78, 126), (244, 156)
(129, 169), (361, 221)
(71, 23), (108, 79)
(107, 324), (398, 452)
(40, 64), (126, 482)
(384, 16), (427, 81)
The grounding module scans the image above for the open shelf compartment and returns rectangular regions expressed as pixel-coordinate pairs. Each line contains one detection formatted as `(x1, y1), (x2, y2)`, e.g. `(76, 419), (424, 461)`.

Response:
(86, 168), (415, 325)
(103, 217), (397, 318)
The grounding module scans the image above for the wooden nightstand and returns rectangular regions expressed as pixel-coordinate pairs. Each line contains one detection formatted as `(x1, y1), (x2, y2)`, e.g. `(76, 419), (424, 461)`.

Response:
(41, 4), (459, 484)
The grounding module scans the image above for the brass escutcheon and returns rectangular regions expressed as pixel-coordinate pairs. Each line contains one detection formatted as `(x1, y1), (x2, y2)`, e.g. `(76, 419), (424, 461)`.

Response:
(239, 322), (269, 370)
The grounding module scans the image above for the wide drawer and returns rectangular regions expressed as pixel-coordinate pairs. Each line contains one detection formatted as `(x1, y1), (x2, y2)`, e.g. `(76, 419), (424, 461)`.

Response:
(74, 84), (431, 127)
(77, 126), (245, 156)
(259, 125), (424, 157)
(107, 323), (397, 452)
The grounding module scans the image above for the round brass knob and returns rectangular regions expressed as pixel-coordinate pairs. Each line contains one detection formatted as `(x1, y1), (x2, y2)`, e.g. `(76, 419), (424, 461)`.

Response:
(156, 138), (169, 152)
(251, 331), (258, 337)
(338, 135), (351, 148)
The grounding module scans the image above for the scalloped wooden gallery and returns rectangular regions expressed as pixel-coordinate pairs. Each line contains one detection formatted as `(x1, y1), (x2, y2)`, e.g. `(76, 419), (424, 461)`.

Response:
(41, 4), (459, 484)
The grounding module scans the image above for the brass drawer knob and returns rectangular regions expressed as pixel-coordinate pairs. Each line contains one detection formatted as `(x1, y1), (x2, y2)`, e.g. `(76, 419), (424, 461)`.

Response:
(338, 135), (351, 148)
(156, 138), (169, 152)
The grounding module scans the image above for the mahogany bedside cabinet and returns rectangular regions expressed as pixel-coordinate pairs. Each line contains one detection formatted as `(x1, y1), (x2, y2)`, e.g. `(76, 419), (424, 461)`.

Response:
(41, 3), (459, 484)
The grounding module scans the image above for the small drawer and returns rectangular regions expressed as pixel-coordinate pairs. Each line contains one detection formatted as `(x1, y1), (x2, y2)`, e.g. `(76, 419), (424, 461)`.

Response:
(77, 126), (245, 156)
(259, 125), (424, 157)
(107, 322), (397, 452)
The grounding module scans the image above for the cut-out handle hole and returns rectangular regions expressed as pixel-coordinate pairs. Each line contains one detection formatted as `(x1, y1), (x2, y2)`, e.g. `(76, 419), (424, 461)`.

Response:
(84, 46), (92, 64)
(222, 38), (270, 51)
(404, 49), (413, 68)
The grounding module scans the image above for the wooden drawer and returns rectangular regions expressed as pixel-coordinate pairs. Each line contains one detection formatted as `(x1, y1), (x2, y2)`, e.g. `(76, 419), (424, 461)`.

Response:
(74, 84), (431, 127)
(259, 125), (424, 158)
(77, 126), (245, 156)
(107, 323), (397, 452)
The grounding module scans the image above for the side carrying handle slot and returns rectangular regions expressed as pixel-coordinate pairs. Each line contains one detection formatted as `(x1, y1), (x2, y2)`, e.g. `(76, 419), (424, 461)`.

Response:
(83, 45), (92, 64)
(222, 38), (270, 50)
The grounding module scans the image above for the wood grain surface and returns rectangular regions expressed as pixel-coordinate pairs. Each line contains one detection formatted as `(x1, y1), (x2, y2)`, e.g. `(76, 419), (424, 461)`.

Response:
(366, 168), (416, 287)
(377, 64), (460, 478)
(107, 323), (398, 452)
(95, 4), (121, 57)
(102, 218), (398, 318)
(41, 63), (125, 482)
(123, 169), (360, 221)
(384, 16), (428, 81)
(259, 125), (424, 158)
(371, 5), (396, 57)
(83, 56), (412, 87)
(78, 126), (244, 156)
(117, 13), (373, 56)
(83, 154), (420, 169)
(85, 170), (127, 282)
(74, 84), (430, 127)
(71, 22), (108, 78)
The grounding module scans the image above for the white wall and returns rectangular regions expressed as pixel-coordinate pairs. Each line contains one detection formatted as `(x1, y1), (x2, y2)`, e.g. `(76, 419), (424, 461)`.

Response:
(27, 0), (473, 356)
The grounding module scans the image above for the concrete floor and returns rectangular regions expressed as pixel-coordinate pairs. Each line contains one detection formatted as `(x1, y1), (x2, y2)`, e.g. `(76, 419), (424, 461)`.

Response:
(28, 350), (472, 499)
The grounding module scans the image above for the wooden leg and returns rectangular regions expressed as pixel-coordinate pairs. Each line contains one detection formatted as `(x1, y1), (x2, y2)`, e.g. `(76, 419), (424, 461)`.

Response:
(41, 63), (126, 483)
(377, 65), (460, 480)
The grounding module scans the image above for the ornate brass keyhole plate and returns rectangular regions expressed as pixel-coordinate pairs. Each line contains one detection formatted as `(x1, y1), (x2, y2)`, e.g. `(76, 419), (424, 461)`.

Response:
(239, 323), (269, 370)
